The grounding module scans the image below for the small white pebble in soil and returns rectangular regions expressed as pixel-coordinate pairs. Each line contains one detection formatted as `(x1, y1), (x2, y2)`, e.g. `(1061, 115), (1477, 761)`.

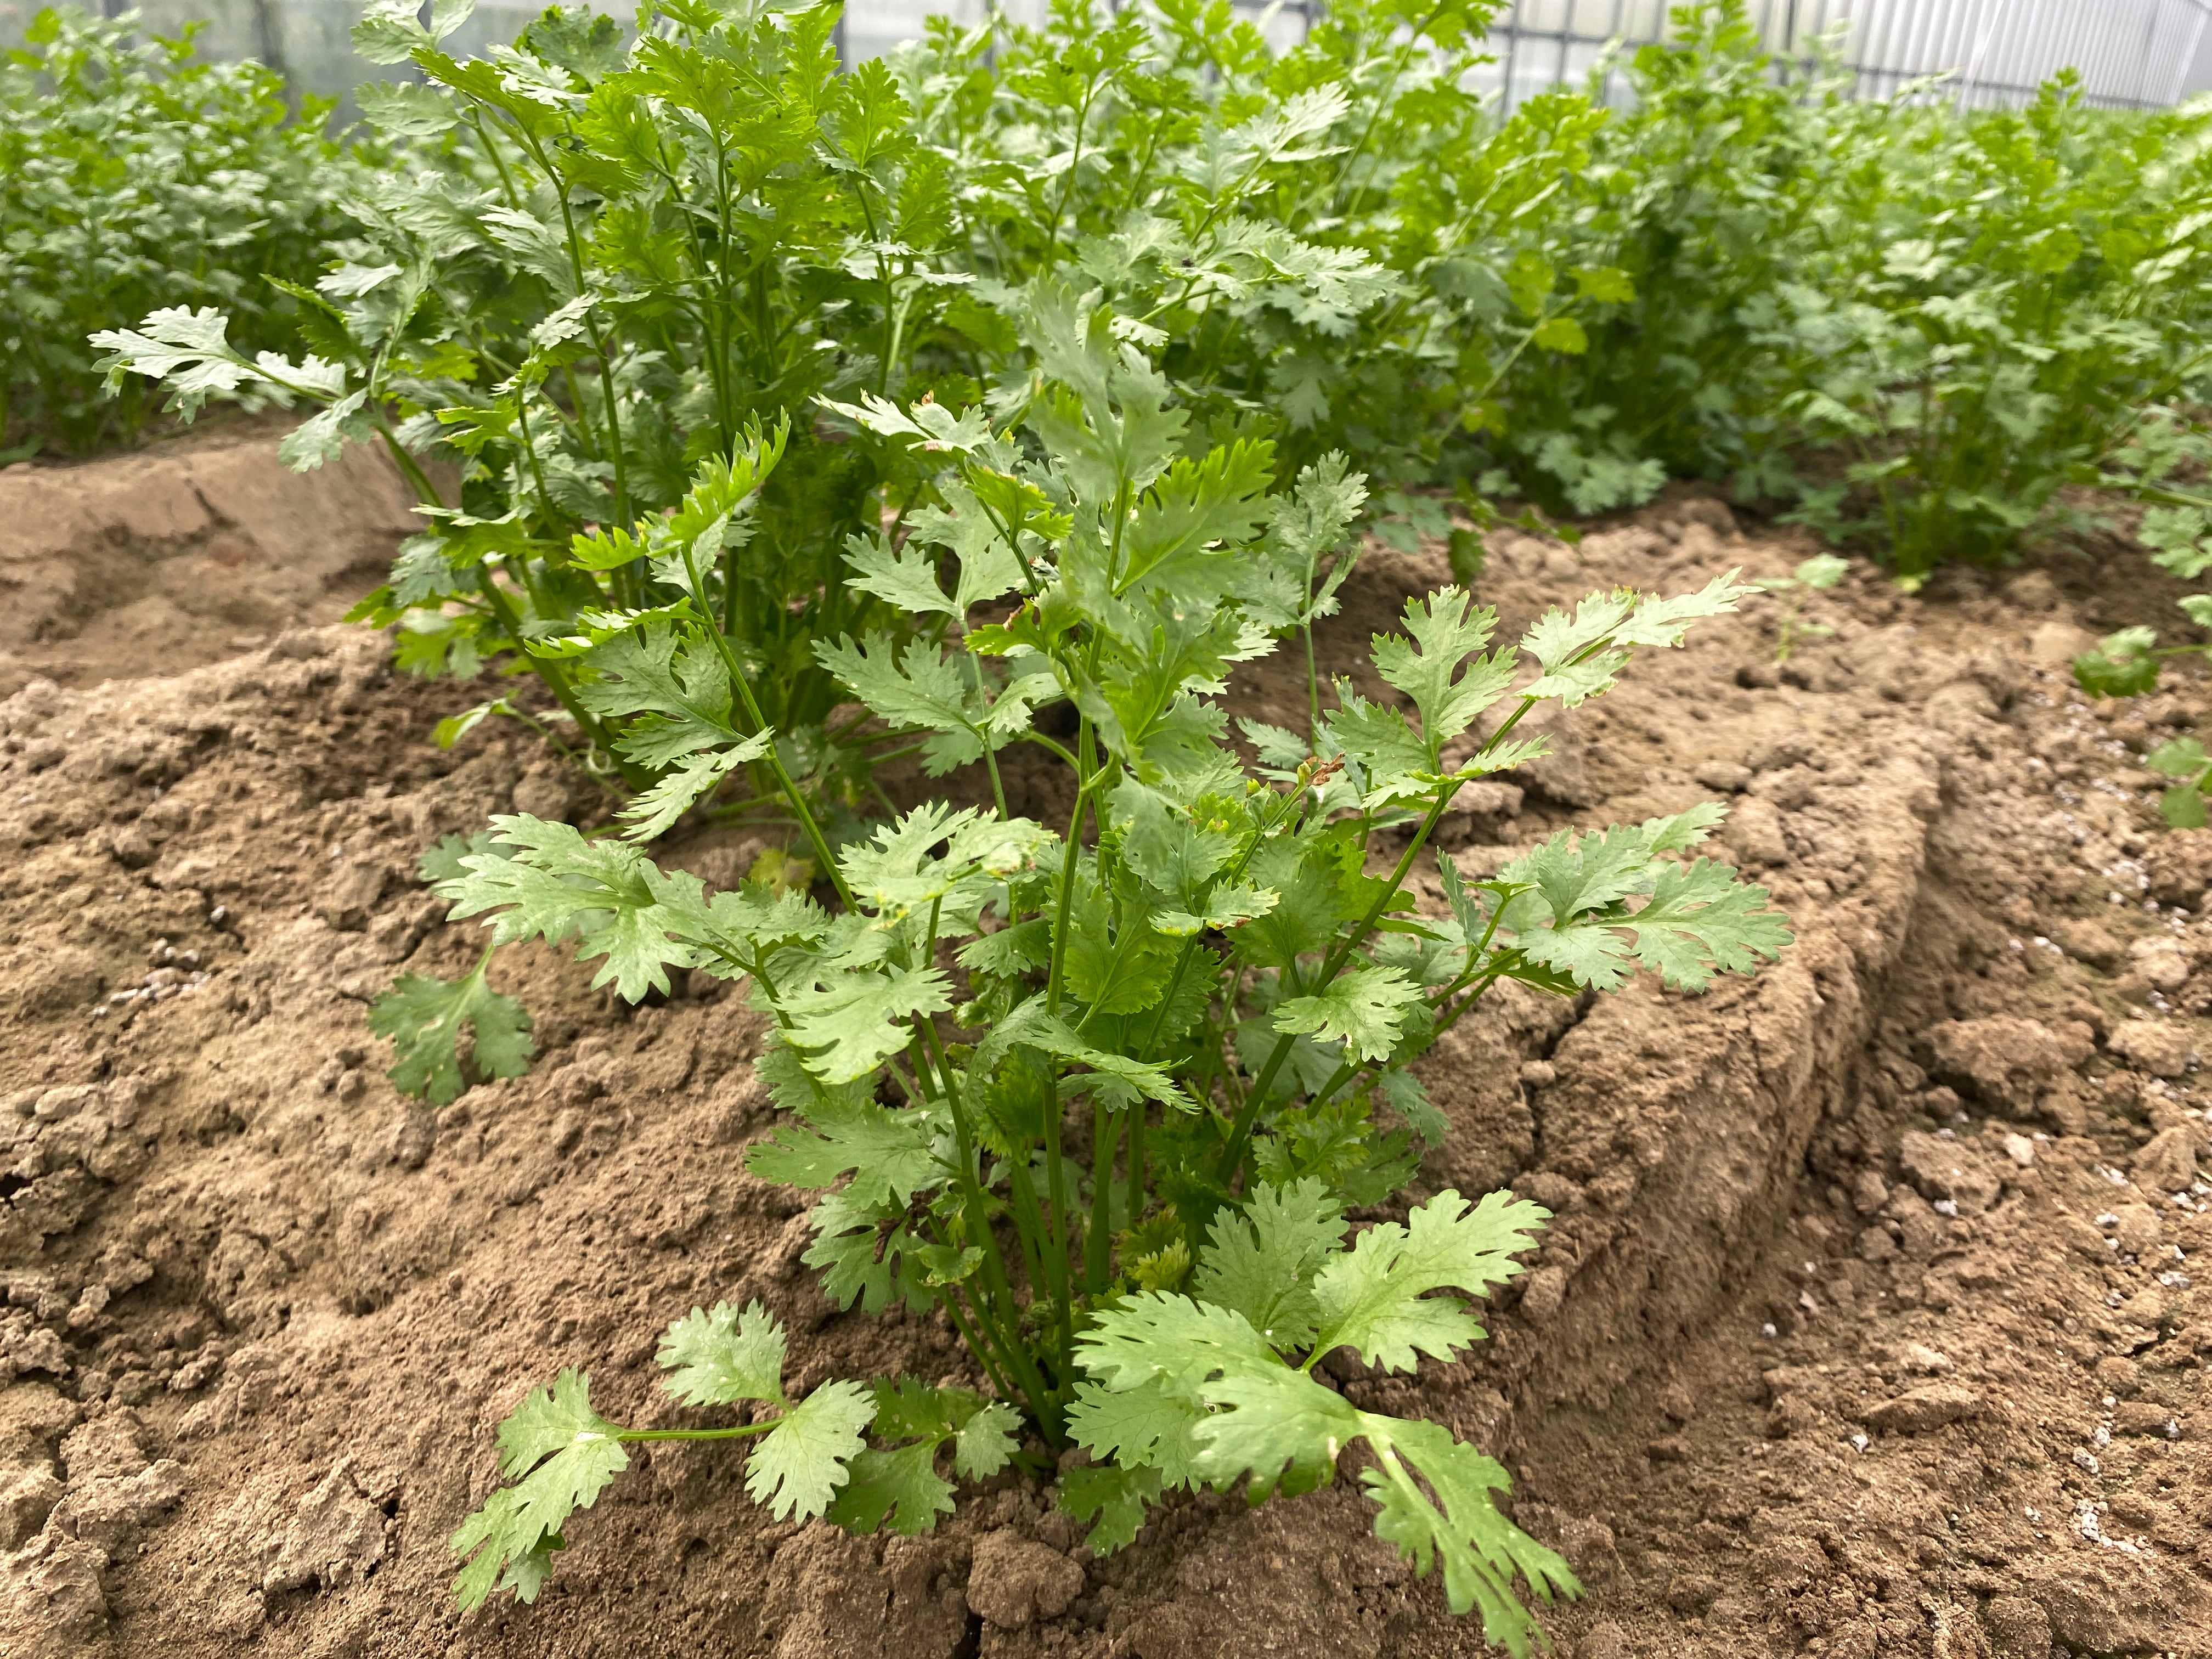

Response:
(1933, 1199), (1960, 1218)
(1760, 1322), (1778, 1339)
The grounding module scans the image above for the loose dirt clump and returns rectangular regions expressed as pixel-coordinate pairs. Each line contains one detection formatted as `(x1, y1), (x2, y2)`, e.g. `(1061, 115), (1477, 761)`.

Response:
(0, 461), (2207, 1657)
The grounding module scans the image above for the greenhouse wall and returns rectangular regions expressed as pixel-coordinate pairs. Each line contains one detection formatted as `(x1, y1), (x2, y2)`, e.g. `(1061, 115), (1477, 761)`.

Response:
(2, 0), (2208, 114)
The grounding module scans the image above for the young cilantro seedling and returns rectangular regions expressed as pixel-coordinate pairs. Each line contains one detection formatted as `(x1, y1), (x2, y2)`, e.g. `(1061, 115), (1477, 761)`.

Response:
(1759, 553), (1850, 663)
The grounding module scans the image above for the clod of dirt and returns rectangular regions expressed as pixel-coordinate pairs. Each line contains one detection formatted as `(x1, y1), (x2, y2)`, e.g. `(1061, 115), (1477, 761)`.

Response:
(1859, 1381), (1984, 1434)
(2108, 1017), (2198, 1077)
(2134, 1122), (2208, 1191)
(0, 1467), (63, 1548)
(964, 1528), (1085, 1629)
(1925, 1014), (2092, 1116)
(1896, 1130), (2005, 1212)
(2145, 828), (2212, 909)
(261, 1457), (386, 1595)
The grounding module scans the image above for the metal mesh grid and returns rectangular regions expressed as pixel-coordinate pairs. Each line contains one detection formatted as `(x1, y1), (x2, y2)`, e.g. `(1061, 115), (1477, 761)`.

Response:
(2, 0), (2205, 112)
(1480, 0), (2212, 112)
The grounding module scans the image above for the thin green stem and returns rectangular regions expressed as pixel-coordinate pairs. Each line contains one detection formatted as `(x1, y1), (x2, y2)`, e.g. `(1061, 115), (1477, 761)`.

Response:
(1085, 1104), (1118, 1293)
(679, 533), (854, 911)
(917, 1019), (1060, 1431)
(1213, 780), (1460, 1185)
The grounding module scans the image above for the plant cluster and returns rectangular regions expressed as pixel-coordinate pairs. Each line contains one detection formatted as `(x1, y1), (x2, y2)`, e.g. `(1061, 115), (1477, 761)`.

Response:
(75, 0), (1813, 1639)
(432, 286), (1791, 1647)
(1764, 76), (2212, 586)
(1, 4), (358, 458)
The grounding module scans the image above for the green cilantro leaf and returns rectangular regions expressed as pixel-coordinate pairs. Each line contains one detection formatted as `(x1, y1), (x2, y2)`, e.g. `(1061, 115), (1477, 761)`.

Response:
(1363, 1417), (1577, 1654)
(744, 1096), (940, 1206)
(1271, 966), (1424, 1062)
(438, 815), (701, 1001)
(576, 624), (747, 768)
(368, 950), (534, 1105)
(1057, 1461), (1163, 1555)
(656, 1301), (787, 1408)
(1370, 588), (1515, 746)
(617, 735), (771, 842)
(452, 1369), (628, 1610)
(827, 1442), (955, 1536)
(1310, 1189), (1550, 1373)
(1193, 1178), (1347, 1353)
(745, 1380), (876, 1521)
(781, 964), (956, 1086)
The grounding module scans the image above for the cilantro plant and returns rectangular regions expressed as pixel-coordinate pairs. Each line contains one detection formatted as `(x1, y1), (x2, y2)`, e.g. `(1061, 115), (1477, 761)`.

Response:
(436, 286), (1789, 1651)
(1770, 75), (2212, 585)
(2072, 438), (2212, 713)
(1480, 1), (1837, 515)
(1759, 552), (1850, 663)
(2, 4), (357, 458)
(94, 0), (967, 809)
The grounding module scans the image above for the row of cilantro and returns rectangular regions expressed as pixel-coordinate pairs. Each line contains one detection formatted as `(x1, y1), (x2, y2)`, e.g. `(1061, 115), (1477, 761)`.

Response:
(91, 1), (2212, 783)
(1, 7), (366, 460)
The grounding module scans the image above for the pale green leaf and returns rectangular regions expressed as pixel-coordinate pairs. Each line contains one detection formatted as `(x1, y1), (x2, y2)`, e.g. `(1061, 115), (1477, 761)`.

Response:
(746, 1381), (876, 1522)
(657, 1301), (787, 1408)
(1310, 1190), (1550, 1372)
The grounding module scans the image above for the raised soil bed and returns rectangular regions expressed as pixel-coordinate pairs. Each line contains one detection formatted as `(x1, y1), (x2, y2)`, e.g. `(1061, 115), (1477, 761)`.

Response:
(0, 436), (2208, 1658)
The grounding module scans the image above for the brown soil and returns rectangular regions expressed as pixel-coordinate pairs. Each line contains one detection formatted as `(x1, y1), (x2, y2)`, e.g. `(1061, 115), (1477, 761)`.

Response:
(0, 444), (2209, 1659)
(0, 414), (426, 702)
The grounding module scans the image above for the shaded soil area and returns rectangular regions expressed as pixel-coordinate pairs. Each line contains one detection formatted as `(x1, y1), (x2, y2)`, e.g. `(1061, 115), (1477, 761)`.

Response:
(0, 447), (2207, 1658)
(0, 415), (425, 702)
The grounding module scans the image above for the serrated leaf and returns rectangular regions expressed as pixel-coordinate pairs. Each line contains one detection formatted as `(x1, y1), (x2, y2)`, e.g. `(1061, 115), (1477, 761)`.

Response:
(452, 1369), (626, 1610)
(826, 1442), (955, 1536)
(1271, 966), (1424, 1062)
(816, 634), (1051, 775)
(953, 1401), (1022, 1479)
(1057, 1461), (1162, 1554)
(1152, 884), (1279, 937)
(744, 1096), (939, 1206)
(1066, 883), (1175, 1017)
(438, 815), (699, 1001)
(1310, 1190), (1550, 1373)
(745, 1381), (876, 1522)
(1117, 439), (1277, 599)
(958, 917), (1052, 977)
(1362, 1417), (1577, 1654)
(1374, 1070), (1449, 1144)
(358, 78), (459, 136)
(368, 955), (534, 1105)
(1064, 1374), (1207, 1488)
(1193, 1178), (1346, 1353)
(1506, 816), (1790, 992)
(577, 625), (745, 768)
(1325, 695), (1433, 802)
(2074, 627), (2162, 698)
(1370, 588), (1515, 747)
(843, 531), (956, 617)
(1187, 1343), (1363, 1502)
(617, 735), (771, 842)
(656, 1301), (786, 1408)
(782, 964), (955, 1086)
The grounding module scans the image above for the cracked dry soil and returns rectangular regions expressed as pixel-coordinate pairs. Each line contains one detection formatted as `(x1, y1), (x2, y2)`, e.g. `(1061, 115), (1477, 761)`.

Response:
(0, 441), (2209, 1658)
